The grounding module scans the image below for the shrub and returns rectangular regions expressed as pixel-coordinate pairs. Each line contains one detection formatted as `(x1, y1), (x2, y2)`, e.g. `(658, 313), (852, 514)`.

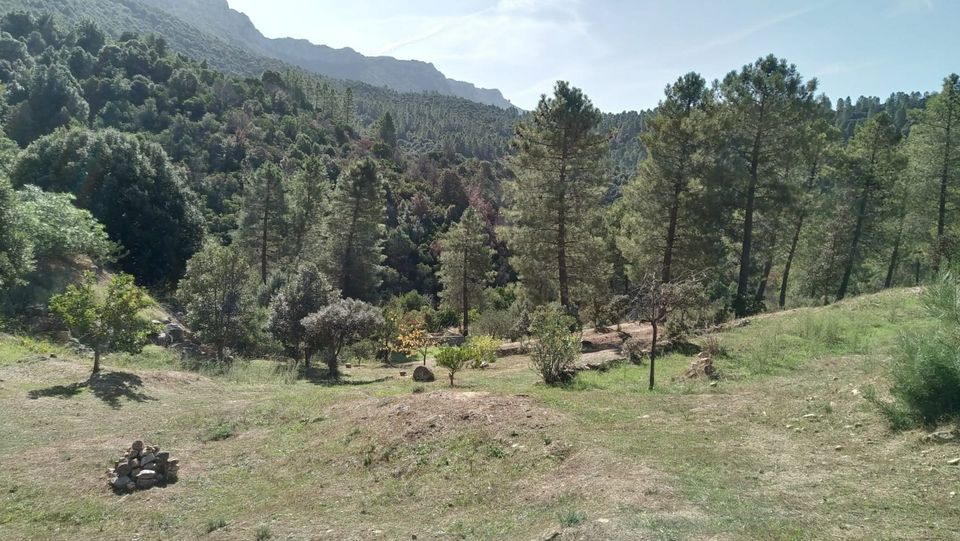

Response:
(301, 299), (384, 378)
(435, 346), (468, 386)
(464, 335), (499, 368)
(620, 337), (646, 365)
(529, 304), (580, 385)
(471, 308), (513, 338)
(873, 273), (960, 427)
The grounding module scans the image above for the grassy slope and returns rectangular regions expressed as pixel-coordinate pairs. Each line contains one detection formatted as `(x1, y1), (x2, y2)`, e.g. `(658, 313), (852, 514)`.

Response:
(1, 288), (958, 540)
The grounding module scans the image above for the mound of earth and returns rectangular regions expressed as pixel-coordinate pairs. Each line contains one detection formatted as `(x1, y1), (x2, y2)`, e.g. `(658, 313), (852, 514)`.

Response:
(329, 391), (564, 445)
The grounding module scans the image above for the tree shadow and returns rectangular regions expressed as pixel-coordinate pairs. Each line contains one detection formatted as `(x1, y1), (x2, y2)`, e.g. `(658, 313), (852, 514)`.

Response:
(299, 366), (392, 387)
(27, 371), (153, 409)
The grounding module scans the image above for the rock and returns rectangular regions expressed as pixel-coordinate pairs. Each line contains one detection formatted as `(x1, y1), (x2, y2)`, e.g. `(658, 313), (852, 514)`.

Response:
(129, 458), (140, 469)
(345, 363), (352, 368)
(116, 462), (131, 476)
(399, 371), (407, 377)
(131, 440), (144, 452)
(141, 453), (156, 465)
(413, 366), (435, 382)
(156, 451), (170, 463)
(543, 531), (561, 541)
(136, 477), (156, 489)
(137, 469), (156, 480)
(112, 475), (131, 489)
(678, 355), (720, 380)
(803, 414), (818, 419)
(125, 481), (136, 491)
(922, 431), (956, 443)
(835, 445), (844, 451)
(948, 458), (960, 466)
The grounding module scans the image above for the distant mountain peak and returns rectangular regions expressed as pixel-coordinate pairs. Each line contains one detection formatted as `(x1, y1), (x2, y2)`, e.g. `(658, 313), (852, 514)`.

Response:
(140, 0), (515, 109)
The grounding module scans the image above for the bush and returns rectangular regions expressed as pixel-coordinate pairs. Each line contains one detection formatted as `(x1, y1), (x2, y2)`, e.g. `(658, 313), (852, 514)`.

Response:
(874, 273), (960, 427)
(529, 304), (580, 385)
(464, 335), (499, 368)
(620, 337), (646, 365)
(471, 308), (513, 338)
(435, 346), (468, 386)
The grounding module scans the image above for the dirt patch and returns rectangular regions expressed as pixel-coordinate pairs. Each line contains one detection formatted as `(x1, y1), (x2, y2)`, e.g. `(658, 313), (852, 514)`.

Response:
(328, 390), (565, 445)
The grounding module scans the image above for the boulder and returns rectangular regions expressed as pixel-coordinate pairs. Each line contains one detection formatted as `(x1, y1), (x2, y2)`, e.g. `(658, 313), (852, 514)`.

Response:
(116, 462), (131, 476)
(111, 475), (131, 489)
(141, 453), (156, 465)
(413, 366), (435, 382)
(131, 440), (144, 452)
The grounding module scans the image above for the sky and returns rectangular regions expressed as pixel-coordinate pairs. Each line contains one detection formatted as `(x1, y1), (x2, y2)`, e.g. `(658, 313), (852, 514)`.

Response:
(224, 0), (958, 112)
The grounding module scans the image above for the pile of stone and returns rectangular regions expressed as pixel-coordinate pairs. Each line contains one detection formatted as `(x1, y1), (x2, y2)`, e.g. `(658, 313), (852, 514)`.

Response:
(680, 352), (720, 380)
(107, 440), (179, 492)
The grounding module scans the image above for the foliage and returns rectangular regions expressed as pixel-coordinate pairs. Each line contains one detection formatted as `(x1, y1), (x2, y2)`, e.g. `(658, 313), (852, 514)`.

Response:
(267, 262), (338, 362)
(12, 185), (115, 265)
(464, 334), (499, 368)
(393, 317), (432, 365)
(0, 175), (32, 295)
(49, 272), (155, 374)
(301, 298), (384, 377)
(435, 345), (468, 386)
(437, 207), (494, 335)
(177, 241), (255, 363)
(621, 337), (646, 365)
(11, 128), (204, 287)
(873, 273), (960, 427)
(528, 304), (581, 385)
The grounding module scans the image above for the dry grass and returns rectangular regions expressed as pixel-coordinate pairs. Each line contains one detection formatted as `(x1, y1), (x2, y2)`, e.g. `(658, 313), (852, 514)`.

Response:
(1, 288), (958, 540)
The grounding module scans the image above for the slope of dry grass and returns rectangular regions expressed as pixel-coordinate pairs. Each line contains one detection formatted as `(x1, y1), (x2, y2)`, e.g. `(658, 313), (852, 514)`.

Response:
(1, 289), (958, 540)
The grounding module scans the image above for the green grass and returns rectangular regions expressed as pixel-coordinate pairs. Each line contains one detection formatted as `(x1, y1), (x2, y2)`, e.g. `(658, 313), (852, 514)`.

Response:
(0, 288), (956, 540)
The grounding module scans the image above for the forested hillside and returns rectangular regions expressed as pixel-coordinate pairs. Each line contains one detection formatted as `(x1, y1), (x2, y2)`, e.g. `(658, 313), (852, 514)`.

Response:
(0, 8), (956, 371)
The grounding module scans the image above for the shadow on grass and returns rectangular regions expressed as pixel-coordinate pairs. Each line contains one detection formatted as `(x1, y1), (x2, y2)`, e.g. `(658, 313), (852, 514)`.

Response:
(27, 371), (154, 409)
(299, 366), (392, 387)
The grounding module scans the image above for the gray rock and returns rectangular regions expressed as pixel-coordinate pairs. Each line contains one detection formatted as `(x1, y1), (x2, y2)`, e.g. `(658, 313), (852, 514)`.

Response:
(136, 477), (156, 489)
(141, 453), (156, 465)
(413, 366), (435, 382)
(156, 451), (170, 463)
(948, 457), (960, 466)
(131, 440), (144, 452)
(112, 475), (131, 489)
(137, 469), (156, 479)
(116, 462), (131, 476)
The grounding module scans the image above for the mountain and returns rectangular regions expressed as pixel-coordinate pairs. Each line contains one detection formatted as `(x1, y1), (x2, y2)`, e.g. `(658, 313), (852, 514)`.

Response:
(140, 0), (515, 109)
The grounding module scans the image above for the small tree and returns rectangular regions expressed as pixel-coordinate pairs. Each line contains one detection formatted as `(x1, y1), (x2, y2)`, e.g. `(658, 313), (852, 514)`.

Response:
(49, 272), (154, 375)
(394, 315), (432, 366)
(630, 273), (706, 390)
(435, 346), (468, 386)
(301, 298), (384, 378)
(177, 241), (256, 364)
(529, 304), (581, 385)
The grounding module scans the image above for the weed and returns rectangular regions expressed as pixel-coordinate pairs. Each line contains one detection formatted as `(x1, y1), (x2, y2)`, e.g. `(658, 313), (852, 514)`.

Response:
(205, 517), (227, 533)
(254, 525), (272, 540)
(559, 509), (587, 527)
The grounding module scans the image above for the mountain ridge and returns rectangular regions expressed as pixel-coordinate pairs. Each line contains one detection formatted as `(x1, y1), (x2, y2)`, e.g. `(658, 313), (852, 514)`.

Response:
(140, 0), (515, 109)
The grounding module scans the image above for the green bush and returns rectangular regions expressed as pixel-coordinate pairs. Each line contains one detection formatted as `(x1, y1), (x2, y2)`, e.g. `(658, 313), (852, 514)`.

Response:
(875, 274), (960, 427)
(464, 335), (499, 368)
(471, 308), (513, 338)
(435, 346), (468, 386)
(529, 304), (581, 385)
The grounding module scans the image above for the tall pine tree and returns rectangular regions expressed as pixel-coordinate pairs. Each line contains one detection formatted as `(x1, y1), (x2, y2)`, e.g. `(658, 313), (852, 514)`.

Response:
(438, 208), (494, 336)
(238, 162), (288, 284)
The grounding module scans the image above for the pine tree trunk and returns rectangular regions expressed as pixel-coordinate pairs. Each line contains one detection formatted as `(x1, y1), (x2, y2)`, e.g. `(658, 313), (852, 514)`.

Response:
(260, 190), (270, 284)
(935, 104), (953, 272)
(736, 133), (763, 318)
(779, 209), (806, 309)
(885, 211), (906, 289)
(461, 245), (469, 336)
(557, 203), (570, 309)
(648, 320), (658, 391)
(661, 182), (682, 284)
(754, 257), (774, 304)
(92, 349), (101, 376)
(837, 187), (870, 301)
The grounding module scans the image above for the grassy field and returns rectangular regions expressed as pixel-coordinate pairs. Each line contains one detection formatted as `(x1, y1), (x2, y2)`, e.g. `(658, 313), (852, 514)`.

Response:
(1, 288), (958, 540)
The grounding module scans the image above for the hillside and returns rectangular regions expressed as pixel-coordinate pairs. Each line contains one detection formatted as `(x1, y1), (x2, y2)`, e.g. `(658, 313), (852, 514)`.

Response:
(1, 288), (957, 539)
(0, 0), (514, 109)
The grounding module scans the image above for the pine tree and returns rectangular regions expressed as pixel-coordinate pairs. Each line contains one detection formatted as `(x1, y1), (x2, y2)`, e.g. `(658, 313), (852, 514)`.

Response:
(238, 162), (288, 284)
(438, 208), (494, 336)
(503, 81), (609, 309)
(836, 112), (904, 300)
(287, 156), (329, 263)
(377, 112), (398, 149)
(618, 72), (714, 285)
(908, 74), (960, 270)
(720, 55), (815, 316)
(320, 158), (385, 301)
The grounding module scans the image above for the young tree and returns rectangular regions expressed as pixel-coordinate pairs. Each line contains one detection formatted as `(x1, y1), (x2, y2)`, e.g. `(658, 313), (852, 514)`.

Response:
(268, 262), (338, 365)
(301, 298), (384, 378)
(528, 304), (581, 385)
(435, 346), (468, 386)
(629, 273), (705, 390)
(49, 273), (155, 375)
(720, 56), (815, 317)
(618, 72), (714, 285)
(319, 158), (385, 301)
(503, 81), (609, 309)
(238, 162), (288, 284)
(438, 208), (494, 336)
(177, 241), (255, 364)
(908, 74), (960, 270)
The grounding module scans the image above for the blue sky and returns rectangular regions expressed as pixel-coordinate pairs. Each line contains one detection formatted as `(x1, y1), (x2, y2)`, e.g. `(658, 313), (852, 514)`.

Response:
(225, 0), (958, 112)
